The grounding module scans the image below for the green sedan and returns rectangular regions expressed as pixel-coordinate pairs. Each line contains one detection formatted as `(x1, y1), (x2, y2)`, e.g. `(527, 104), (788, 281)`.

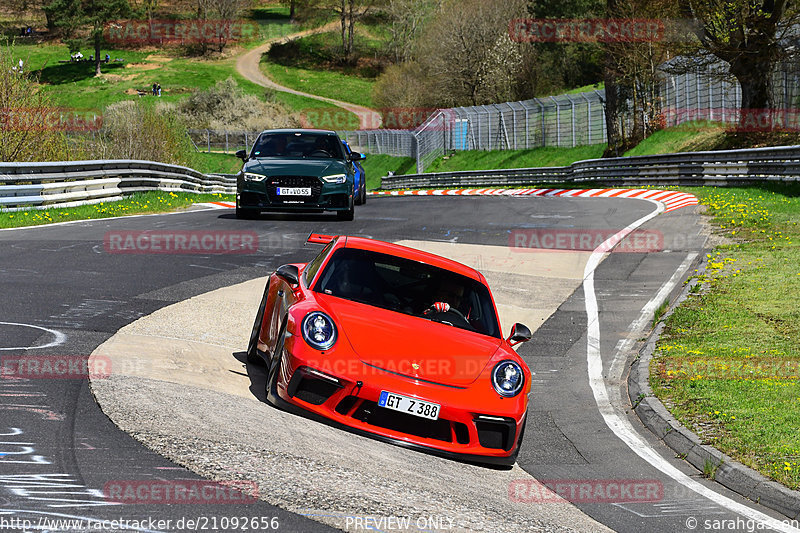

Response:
(235, 129), (364, 221)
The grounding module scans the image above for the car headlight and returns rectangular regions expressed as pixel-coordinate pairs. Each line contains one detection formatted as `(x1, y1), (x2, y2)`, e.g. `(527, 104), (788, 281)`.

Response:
(322, 174), (347, 184)
(491, 360), (524, 397)
(244, 172), (266, 182)
(301, 311), (337, 350)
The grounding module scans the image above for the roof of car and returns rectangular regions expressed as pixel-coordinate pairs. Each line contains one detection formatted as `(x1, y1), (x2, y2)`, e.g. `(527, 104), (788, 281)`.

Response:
(340, 236), (484, 282)
(258, 128), (337, 135)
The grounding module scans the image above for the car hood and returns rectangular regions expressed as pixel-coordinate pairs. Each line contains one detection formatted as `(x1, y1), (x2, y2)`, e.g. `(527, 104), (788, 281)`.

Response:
(244, 158), (347, 177)
(318, 294), (502, 388)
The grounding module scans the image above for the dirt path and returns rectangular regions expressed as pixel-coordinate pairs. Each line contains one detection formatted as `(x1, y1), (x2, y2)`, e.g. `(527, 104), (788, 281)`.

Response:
(236, 22), (381, 129)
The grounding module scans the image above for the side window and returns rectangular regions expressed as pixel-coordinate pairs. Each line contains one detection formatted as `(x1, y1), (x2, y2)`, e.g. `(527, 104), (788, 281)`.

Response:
(303, 240), (335, 286)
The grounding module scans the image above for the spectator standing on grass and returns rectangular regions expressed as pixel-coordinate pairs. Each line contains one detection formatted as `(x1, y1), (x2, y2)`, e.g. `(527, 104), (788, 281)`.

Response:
(156, 83), (161, 97)
(152, 82), (157, 96)
(18, 59), (23, 74)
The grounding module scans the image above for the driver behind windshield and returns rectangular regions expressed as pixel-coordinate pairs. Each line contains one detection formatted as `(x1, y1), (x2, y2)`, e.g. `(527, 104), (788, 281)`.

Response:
(424, 279), (465, 316)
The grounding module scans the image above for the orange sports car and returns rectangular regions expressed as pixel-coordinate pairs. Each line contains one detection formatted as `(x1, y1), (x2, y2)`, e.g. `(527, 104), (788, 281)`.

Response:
(246, 234), (532, 465)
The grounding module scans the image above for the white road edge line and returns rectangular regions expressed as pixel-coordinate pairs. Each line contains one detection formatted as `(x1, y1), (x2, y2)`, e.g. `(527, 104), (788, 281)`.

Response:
(607, 252), (699, 381)
(0, 322), (66, 351)
(583, 199), (800, 532)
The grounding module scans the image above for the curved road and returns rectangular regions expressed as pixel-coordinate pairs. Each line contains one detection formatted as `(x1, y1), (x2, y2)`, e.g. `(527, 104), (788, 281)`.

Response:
(236, 24), (381, 130)
(0, 196), (796, 532)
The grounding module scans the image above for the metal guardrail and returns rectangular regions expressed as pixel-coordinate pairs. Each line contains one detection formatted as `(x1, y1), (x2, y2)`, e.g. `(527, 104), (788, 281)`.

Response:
(381, 145), (800, 189)
(0, 160), (236, 210)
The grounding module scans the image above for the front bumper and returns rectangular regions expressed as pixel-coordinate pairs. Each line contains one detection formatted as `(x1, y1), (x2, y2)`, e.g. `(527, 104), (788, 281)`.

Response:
(238, 176), (352, 213)
(270, 336), (527, 465)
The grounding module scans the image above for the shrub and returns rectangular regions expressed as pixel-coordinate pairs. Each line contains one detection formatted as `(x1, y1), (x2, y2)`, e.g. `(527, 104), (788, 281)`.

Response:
(0, 44), (76, 162)
(177, 77), (299, 132)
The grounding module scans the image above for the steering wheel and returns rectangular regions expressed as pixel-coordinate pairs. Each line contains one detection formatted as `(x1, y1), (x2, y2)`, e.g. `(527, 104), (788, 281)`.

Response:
(427, 304), (471, 329)
(309, 149), (332, 157)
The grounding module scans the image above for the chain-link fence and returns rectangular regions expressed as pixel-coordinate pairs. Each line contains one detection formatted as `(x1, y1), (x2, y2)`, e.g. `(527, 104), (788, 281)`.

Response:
(661, 66), (800, 126)
(186, 129), (259, 154)
(190, 63), (800, 173)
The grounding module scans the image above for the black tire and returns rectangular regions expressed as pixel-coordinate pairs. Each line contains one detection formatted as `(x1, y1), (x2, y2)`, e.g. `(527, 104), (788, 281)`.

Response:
(236, 206), (258, 219)
(337, 201), (355, 221)
(246, 290), (268, 366)
(360, 183), (367, 205)
(265, 321), (287, 405)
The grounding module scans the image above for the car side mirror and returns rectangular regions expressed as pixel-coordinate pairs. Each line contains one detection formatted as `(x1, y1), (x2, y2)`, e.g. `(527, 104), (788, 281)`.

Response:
(276, 264), (300, 286)
(349, 151), (365, 161)
(506, 323), (531, 346)
(235, 149), (248, 161)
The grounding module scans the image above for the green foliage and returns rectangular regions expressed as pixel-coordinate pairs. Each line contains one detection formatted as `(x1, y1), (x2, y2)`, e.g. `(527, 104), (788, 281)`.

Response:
(89, 99), (193, 166)
(0, 44), (78, 162)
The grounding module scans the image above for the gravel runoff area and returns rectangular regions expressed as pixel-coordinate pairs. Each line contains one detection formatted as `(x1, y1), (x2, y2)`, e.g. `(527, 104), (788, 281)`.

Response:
(90, 242), (611, 533)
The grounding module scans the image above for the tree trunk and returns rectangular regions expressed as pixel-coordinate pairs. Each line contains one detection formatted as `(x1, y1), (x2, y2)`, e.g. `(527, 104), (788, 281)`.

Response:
(339, 0), (347, 59)
(729, 54), (774, 129)
(290, 0), (296, 20)
(602, 51), (623, 157)
(94, 31), (102, 76)
(347, 0), (356, 62)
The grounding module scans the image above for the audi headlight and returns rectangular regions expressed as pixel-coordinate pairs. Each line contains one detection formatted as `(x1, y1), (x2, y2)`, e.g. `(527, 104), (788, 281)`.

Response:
(491, 360), (524, 397)
(322, 174), (347, 184)
(244, 172), (266, 182)
(301, 312), (337, 350)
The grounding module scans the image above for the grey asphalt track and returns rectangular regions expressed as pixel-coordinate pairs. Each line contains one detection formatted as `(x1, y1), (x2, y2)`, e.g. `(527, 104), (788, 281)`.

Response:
(0, 196), (795, 532)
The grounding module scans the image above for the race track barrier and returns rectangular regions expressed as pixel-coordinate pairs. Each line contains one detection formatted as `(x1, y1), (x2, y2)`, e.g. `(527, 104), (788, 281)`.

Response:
(380, 144), (800, 189)
(0, 160), (236, 211)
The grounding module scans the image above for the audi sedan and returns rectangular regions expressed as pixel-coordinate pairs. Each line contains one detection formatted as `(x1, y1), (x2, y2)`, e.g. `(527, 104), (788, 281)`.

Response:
(235, 129), (364, 221)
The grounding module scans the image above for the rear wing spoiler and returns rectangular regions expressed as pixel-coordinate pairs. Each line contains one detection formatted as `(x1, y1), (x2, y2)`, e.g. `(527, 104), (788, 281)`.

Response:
(306, 233), (337, 245)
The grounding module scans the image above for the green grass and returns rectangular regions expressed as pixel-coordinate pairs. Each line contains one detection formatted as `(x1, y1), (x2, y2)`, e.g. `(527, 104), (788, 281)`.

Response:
(261, 61), (375, 108)
(191, 152), (243, 174)
(0, 191), (233, 229)
(651, 183), (800, 490)
(11, 42), (284, 111)
(424, 145), (606, 173)
(360, 154), (416, 189)
(624, 122), (728, 157)
(271, 89), (361, 129)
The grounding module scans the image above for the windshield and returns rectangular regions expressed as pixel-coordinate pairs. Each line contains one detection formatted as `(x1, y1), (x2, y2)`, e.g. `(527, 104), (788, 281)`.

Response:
(314, 248), (501, 338)
(251, 133), (346, 159)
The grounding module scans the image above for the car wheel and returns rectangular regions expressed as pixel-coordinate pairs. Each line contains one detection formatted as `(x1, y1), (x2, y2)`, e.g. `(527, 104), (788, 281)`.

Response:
(337, 202), (355, 221)
(246, 290), (268, 366)
(236, 206), (257, 219)
(265, 320), (287, 405)
(354, 184), (363, 206)
(360, 183), (367, 205)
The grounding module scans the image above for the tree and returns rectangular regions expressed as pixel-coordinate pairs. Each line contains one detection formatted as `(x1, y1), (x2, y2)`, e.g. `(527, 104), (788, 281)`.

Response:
(320, 0), (376, 63)
(44, 0), (130, 76)
(678, 0), (797, 117)
(415, 0), (526, 106)
(385, 0), (437, 63)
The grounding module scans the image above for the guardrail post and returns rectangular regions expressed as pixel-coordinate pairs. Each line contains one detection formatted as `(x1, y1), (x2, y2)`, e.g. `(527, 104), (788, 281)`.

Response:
(206, 129), (210, 153)
(549, 96), (561, 147)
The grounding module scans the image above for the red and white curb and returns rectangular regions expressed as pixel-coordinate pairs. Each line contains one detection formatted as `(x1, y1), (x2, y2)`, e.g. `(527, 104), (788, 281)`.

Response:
(202, 201), (236, 209)
(202, 189), (699, 214)
(368, 188), (698, 213)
